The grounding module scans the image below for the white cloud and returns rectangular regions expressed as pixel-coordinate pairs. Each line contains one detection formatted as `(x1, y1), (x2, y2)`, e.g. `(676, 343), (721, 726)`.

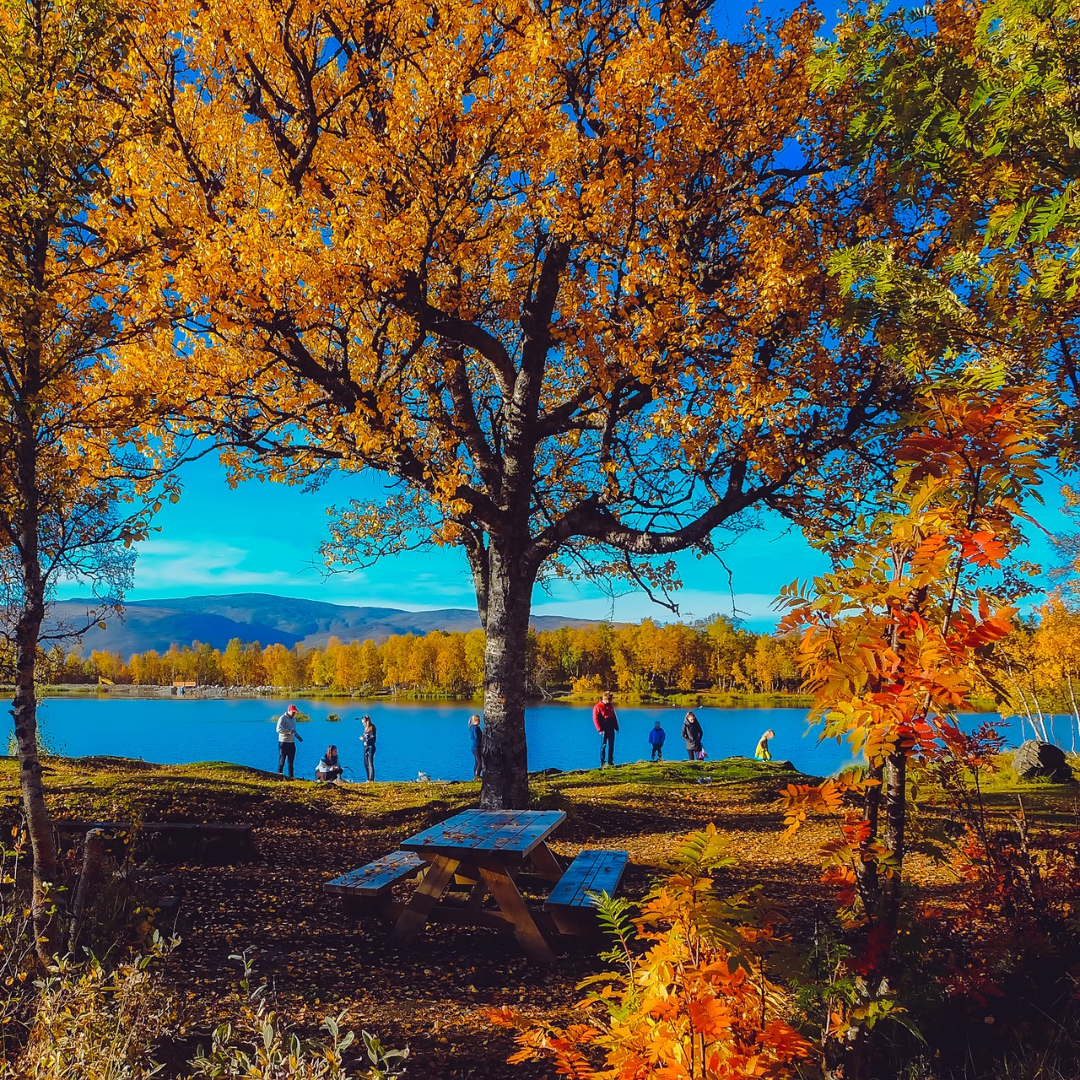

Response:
(125, 537), (783, 626)
(531, 590), (783, 629)
(130, 538), (332, 593)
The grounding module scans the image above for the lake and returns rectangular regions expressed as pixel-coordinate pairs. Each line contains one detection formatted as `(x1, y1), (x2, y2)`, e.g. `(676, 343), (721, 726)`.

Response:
(15, 698), (1021, 783)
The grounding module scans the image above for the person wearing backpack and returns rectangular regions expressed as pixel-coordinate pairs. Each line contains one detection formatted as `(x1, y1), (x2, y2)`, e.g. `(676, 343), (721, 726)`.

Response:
(593, 691), (619, 767)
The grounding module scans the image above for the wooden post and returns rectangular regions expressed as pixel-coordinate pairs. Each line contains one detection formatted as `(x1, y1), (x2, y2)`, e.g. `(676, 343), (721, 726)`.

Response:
(529, 843), (564, 882)
(478, 864), (555, 963)
(68, 828), (107, 954)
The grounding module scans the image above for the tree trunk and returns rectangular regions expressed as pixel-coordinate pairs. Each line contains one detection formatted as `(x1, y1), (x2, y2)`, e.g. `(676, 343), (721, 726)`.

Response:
(842, 751), (908, 1080)
(69, 828), (107, 955)
(856, 761), (883, 911)
(479, 543), (534, 810)
(1065, 674), (1079, 754)
(1031, 683), (1049, 742)
(12, 384), (61, 959)
(12, 588), (61, 961)
(1008, 670), (1034, 741)
(880, 749), (907, 947)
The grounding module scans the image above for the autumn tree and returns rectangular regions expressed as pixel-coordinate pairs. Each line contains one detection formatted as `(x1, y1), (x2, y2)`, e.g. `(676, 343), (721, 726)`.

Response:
(0, 0), (177, 956)
(815, 0), (1079, 448)
(990, 597), (1080, 748)
(777, 387), (1050, 1076)
(309, 636), (341, 688)
(1033, 597), (1080, 747)
(121, 0), (914, 808)
(358, 638), (384, 693)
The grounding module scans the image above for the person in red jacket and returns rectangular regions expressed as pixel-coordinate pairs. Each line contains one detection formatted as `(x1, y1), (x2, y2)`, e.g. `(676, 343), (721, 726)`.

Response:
(593, 691), (619, 767)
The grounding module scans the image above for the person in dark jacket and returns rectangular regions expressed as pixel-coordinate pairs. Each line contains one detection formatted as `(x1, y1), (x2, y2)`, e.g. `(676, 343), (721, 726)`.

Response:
(468, 714), (483, 780)
(648, 720), (666, 761)
(681, 711), (704, 761)
(593, 691), (619, 767)
(359, 715), (377, 782)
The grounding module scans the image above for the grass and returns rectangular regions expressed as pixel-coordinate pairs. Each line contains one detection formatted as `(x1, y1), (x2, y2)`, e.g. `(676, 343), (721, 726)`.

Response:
(541, 756), (808, 786)
(1, 754), (809, 825)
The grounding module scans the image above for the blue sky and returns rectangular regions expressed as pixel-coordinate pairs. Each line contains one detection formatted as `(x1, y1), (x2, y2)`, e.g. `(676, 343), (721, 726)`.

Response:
(123, 453), (1070, 630)
(126, 455), (816, 626)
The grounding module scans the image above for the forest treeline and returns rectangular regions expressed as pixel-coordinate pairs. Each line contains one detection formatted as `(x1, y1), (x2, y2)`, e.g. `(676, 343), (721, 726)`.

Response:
(39, 616), (803, 697)
(995, 597), (1080, 747)
(33, 597), (1080, 725)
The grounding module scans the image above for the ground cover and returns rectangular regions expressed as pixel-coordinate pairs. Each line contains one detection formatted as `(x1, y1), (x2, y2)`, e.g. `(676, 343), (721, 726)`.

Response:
(0, 755), (1076, 1078)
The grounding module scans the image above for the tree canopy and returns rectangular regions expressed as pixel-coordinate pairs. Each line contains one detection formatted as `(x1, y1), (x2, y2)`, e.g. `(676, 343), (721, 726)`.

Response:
(0, 0), (174, 955)
(816, 0), (1079, 447)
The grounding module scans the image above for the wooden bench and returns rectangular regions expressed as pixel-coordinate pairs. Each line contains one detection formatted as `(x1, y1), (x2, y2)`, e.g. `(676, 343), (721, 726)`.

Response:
(544, 849), (629, 935)
(324, 850), (427, 915)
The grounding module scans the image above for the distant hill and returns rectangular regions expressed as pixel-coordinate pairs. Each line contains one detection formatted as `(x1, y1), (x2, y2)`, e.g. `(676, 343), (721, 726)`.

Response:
(46, 592), (597, 657)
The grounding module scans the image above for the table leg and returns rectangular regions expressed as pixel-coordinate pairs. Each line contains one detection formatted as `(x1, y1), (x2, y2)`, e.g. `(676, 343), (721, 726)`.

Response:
(529, 842), (564, 882)
(449, 862), (487, 906)
(390, 856), (460, 946)
(478, 865), (555, 963)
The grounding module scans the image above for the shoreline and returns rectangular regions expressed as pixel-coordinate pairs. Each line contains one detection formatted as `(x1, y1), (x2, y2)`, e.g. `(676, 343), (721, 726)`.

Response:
(27, 683), (822, 708)
(24, 685), (1004, 712)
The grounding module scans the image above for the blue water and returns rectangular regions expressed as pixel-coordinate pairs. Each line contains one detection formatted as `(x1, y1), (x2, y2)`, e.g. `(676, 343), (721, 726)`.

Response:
(14, 698), (1019, 783)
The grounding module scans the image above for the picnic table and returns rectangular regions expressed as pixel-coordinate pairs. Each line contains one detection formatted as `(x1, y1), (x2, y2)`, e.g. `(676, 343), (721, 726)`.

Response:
(324, 809), (630, 963)
(390, 809), (567, 962)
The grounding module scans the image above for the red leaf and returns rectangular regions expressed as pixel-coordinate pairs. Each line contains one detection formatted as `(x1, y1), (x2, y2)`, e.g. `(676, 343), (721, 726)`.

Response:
(958, 531), (1007, 567)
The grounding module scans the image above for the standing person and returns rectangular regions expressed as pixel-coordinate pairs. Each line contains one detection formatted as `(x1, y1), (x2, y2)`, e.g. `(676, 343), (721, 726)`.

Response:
(276, 704), (303, 778)
(593, 691), (619, 767)
(648, 720), (666, 762)
(755, 729), (776, 761)
(360, 715), (377, 782)
(468, 714), (483, 780)
(316, 745), (343, 782)
(681, 710), (704, 761)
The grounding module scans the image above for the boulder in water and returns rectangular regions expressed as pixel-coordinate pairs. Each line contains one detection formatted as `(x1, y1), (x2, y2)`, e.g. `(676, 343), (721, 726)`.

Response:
(1013, 740), (1074, 783)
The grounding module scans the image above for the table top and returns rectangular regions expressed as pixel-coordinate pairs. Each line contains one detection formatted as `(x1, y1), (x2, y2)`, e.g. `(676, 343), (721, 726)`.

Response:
(400, 809), (566, 859)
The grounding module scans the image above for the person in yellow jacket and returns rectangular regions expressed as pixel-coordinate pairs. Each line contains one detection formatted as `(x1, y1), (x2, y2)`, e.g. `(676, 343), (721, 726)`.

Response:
(754, 729), (775, 761)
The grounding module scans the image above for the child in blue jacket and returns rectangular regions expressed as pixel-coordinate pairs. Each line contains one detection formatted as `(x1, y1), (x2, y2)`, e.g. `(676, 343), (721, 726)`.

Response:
(648, 720), (666, 761)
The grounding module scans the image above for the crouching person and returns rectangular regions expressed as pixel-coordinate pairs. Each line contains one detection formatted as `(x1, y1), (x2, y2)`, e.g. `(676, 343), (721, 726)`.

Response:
(316, 745), (343, 782)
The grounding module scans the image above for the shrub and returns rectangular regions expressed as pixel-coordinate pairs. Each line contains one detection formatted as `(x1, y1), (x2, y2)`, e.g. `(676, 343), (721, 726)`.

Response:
(492, 825), (814, 1079)
(189, 951), (409, 1080)
(1, 934), (181, 1080)
(0, 936), (408, 1080)
(570, 675), (603, 697)
(0, 826), (39, 1056)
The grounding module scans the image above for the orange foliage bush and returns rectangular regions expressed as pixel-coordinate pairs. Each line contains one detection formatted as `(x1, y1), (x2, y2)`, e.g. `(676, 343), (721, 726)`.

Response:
(491, 825), (814, 1079)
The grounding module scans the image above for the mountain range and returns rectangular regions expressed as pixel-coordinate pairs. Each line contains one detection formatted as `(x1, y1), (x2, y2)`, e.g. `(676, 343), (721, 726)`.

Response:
(47, 593), (595, 657)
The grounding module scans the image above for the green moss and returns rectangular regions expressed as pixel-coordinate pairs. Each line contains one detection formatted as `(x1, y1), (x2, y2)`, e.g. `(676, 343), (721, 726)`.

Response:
(529, 757), (810, 792)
